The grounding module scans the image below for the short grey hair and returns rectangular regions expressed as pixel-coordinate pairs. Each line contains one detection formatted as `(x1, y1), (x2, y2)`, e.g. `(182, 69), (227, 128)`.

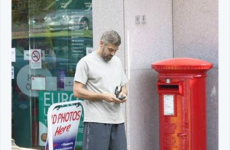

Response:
(100, 30), (121, 46)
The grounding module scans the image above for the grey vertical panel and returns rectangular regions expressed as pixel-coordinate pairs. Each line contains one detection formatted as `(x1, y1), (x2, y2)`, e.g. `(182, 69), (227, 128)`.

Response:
(128, 70), (159, 150)
(92, 0), (125, 65)
(124, 0), (173, 149)
(206, 69), (218, 150)
(124, 0), (173, 70)
(173, 0), (218, 67)
(173, 0), (218, 150)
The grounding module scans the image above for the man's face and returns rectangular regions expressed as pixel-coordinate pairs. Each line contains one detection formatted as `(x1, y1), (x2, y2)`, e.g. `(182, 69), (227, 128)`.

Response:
(101, 43), (119, 62)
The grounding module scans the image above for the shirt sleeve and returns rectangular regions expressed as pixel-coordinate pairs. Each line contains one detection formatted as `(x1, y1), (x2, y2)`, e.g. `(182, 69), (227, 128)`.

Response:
(74, 59), (88, 85)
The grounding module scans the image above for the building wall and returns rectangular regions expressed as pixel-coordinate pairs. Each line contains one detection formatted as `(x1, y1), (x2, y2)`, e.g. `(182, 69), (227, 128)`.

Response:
(92, 0), (125, 64)
(93, 0), (218, 149)
(173, 0), (218, 150)
(124, 0), (173, 150)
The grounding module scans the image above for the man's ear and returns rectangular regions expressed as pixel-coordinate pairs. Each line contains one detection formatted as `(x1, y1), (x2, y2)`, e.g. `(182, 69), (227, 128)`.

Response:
(100, 41), (104, 47)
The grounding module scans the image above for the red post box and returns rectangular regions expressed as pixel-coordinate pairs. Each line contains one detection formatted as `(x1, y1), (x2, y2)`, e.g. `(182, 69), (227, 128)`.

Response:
(151, 58), (213, 150)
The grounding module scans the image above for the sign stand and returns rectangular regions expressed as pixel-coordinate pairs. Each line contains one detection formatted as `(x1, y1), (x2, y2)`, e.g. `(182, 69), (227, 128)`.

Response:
(46, 101), (84, 150)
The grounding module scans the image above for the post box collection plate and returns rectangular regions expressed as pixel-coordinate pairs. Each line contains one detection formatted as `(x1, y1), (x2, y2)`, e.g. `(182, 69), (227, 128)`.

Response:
(163, 95), (174, 115)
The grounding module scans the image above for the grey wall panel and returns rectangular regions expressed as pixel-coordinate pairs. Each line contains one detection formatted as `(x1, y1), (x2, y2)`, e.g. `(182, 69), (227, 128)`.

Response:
(124, 0), (173, 149)
(206, 68), (218, 150)
(124, 0), (173, 70)
(92, 0), (125, 66)
(173, 0), (218, 150)
(173, 0), (218, 68)
(127, 69), (159, 150)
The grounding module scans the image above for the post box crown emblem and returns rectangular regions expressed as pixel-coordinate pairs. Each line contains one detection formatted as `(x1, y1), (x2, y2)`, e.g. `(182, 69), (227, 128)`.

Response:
(151, 57), (213, 73)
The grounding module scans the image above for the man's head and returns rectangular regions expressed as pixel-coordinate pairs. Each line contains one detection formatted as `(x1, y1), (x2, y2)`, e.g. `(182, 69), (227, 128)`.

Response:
(99, 30), (121, 62)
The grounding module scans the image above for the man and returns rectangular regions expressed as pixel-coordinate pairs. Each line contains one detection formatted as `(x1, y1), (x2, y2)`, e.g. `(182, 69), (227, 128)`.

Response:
(73, 30), (128, 150)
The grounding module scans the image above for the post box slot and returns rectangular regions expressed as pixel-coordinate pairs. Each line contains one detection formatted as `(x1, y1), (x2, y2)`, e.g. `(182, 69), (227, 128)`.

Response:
(157, 82), (183, 94)
(158, 85), (179, 90)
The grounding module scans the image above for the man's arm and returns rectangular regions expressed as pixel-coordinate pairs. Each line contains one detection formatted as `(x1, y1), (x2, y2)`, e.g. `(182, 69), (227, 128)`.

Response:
(73, 81), (124, 103)
(121, 85), (128, 96)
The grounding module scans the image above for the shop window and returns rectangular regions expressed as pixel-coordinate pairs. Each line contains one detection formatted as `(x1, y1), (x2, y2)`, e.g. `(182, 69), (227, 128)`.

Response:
(12, 0), (93, 149)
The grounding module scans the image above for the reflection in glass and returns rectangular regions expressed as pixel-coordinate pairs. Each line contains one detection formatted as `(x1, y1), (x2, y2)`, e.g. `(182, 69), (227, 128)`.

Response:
(12, 0), (92, 149)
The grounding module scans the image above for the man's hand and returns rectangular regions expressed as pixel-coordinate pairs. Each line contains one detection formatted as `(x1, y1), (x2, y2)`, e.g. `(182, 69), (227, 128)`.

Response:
(74, 82), (127, 103)
(118, 92), (127, 102)
(102, 93), (126, 103)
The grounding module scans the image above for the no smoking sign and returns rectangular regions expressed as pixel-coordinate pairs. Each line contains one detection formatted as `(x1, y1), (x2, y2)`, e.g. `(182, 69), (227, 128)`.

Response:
(30, 49), (42, 69)
(32, 50), (41, 62)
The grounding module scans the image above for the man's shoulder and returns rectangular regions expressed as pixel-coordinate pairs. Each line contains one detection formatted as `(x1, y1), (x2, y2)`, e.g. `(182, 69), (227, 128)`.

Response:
(113, 55), (119, 59)
(112, 55), (122, 64)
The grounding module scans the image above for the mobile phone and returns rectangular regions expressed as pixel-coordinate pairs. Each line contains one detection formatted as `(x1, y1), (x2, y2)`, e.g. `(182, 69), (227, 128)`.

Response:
(118, 95), (126, 100)
(115, 86), (126, 100)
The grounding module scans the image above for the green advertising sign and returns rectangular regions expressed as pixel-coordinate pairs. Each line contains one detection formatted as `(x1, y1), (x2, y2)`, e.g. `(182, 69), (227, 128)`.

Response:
(38, 91), (84, 148)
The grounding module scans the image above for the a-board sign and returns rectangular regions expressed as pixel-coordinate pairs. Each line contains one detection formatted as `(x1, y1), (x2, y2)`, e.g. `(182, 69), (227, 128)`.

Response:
(45, 101), (84, 150)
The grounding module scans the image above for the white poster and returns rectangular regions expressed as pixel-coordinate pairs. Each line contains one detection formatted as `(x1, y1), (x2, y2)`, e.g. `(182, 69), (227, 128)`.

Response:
(11, 48), (16, 62)
(30, 49), (42, 69)
(16, 65), (52, 97)
(64, 77), (74, 91)
(11, 66), (14, 79)
(163, 95), (174, 115)
(31, 76), (46, 90)
(24, 50), (29, 60)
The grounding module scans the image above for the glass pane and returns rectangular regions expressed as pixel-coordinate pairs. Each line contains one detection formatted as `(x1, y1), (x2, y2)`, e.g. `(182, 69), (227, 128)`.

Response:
(12, 0), (93, 149)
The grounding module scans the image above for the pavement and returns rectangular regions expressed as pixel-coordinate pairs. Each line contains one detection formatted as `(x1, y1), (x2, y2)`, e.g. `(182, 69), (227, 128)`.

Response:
(11, 139), (41, 150)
